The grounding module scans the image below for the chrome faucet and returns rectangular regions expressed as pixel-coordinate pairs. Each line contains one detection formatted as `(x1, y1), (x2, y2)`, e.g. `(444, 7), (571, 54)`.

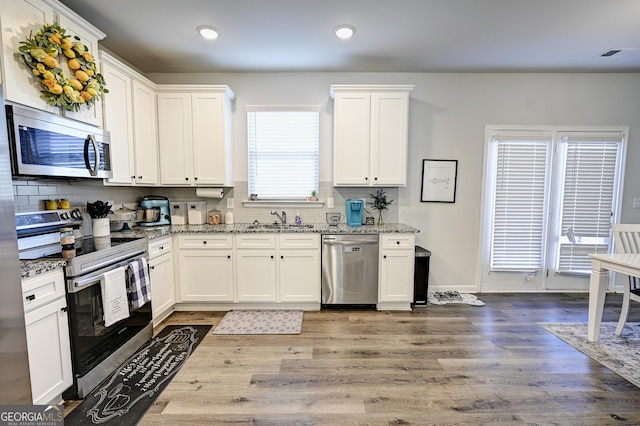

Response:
(271, 210), (286, 224)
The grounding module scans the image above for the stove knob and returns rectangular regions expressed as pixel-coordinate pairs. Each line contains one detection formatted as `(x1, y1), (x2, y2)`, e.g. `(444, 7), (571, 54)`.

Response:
(71, 209), (82, 219)
(60, 212), (69, 220)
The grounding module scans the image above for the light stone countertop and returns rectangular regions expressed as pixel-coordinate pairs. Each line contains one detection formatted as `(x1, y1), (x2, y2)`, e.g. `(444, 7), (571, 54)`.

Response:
(20, 259), (67, 279)
(21, 223), (419, 276)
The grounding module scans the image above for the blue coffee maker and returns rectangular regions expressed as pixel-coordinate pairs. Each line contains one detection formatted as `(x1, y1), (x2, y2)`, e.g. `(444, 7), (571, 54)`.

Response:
(346, 198), (364, 227)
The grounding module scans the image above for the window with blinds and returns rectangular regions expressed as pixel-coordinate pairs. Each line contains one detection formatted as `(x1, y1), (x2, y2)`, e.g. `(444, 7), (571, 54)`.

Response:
(490, 137), (551, 270)
(247, 108), (319, 199)
(556, 134), (622, 273)
(485, 128), (625, 277)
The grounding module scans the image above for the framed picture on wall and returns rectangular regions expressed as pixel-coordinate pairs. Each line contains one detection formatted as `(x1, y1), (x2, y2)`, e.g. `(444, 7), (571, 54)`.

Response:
(420, 159), (458, 203)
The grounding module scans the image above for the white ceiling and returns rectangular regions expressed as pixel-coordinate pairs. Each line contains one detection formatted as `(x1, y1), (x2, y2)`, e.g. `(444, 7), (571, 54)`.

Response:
(59, 0), (640, 74)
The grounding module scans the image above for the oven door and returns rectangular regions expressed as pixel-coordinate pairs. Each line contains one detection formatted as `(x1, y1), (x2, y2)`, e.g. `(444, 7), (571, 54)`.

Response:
(65, 254), (152, 378)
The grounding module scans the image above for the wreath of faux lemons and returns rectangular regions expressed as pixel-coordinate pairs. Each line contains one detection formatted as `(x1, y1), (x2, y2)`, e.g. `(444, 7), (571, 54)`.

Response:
(18, 23), (107, 112)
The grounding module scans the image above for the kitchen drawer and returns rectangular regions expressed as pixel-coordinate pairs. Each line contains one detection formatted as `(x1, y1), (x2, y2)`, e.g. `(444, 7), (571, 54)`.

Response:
(279, 234), (319, 249)
(235, 234), (276, 249)
(149, 237), (172, 259)
(381, 234), (415, 250)
(22, 269), (65, 313)
(178, 234), (232, 249)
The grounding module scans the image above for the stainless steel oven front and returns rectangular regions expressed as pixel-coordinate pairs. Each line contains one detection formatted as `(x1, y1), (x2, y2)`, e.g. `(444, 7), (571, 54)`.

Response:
(63, 251), (152, 399)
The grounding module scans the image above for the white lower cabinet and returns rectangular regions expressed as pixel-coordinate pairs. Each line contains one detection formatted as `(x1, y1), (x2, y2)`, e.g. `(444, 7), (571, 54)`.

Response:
(278, 234), (320, 302)
(22, 269), (72, 405)
(379, 234), (415, 310)
(148, 237), (175, 325)
(235, 249), (277, 302)
(177, 235), (234, 302)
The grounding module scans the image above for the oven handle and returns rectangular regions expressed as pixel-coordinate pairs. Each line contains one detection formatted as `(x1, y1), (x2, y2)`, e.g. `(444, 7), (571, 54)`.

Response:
(67, 253), (149, 293)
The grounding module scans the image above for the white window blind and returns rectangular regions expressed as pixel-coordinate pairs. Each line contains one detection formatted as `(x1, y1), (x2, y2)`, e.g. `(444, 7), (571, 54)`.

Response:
(247, 109), (319, 199)
(490, 138), (551, 270)
(556, 134), (622, 273)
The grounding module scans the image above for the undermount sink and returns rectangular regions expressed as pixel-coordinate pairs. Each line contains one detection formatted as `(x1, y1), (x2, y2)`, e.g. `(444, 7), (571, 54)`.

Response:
(247, 223), (314, 230)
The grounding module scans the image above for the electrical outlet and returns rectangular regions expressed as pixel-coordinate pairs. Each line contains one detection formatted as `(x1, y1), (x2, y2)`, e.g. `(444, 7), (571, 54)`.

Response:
(634, 198), (640, 209)
(227, 197), (234, 209)
(526, 273), (535, 281)
(327, 197), (334, 209)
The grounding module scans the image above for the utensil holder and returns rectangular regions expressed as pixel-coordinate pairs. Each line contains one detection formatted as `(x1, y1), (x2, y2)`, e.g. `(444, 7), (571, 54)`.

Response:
(92, 218), (110, 237)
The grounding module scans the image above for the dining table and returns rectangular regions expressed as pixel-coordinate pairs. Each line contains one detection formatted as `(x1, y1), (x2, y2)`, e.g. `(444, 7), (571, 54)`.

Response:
(587, 253), (640, 341)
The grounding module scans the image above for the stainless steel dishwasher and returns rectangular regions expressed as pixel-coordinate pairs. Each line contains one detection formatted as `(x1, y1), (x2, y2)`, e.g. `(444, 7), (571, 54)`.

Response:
(321, 234), (379, 307)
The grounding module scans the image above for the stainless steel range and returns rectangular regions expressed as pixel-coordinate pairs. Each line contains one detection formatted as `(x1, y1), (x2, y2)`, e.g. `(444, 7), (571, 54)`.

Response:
(17, 210), (153, 399)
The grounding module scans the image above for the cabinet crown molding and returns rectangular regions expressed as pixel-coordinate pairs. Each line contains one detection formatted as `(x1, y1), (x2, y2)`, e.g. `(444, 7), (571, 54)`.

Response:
(156, 84), (235, 100)
(330, 84), (415, 99)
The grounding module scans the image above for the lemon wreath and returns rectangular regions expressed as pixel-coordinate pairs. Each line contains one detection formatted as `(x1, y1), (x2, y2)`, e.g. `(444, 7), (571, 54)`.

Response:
(18, 23), (107, 111)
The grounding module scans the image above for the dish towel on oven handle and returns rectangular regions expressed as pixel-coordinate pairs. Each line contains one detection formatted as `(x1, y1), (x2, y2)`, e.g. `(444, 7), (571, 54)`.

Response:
(100, 266), (131, 327)
(127, 257), (151, 309)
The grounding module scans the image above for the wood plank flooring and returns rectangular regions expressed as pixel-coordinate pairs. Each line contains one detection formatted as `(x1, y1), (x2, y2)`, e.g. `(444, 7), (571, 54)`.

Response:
(101, 294), (640, 424)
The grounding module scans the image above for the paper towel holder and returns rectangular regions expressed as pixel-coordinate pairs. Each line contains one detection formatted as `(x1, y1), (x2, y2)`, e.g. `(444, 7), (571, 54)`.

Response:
(195, 187), (225, 199)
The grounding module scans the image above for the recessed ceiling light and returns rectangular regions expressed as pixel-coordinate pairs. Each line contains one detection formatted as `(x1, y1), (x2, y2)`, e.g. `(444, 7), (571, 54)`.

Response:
(197, 25), (220, 40)
(334, 25), (355, 40)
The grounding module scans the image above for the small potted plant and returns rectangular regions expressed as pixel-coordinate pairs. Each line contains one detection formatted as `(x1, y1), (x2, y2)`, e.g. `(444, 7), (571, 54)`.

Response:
(370, 189), (393, 226)
(310, 190), (318, 202)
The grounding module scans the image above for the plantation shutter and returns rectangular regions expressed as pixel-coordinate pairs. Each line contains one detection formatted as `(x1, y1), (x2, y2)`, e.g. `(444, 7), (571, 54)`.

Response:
(247, 108), (319, 199)
(556, 133), (623, 273)
(490, 136), (551, 270)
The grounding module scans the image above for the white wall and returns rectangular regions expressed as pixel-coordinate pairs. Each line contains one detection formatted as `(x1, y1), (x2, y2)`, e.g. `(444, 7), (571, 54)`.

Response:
(148, 72), (640, 291)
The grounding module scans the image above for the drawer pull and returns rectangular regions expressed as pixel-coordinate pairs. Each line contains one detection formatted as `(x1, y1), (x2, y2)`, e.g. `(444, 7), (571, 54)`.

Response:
(397, 241), (400, 245)
(203, 241), (207, 244)
(26, 294), (36, 301)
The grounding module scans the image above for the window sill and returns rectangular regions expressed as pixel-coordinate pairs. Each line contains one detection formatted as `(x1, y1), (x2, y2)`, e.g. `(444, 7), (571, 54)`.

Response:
(241, 200), (325, 208)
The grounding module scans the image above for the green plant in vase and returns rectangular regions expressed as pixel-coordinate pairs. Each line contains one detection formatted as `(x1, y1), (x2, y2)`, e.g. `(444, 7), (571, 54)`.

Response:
(370, 189), (393, 226)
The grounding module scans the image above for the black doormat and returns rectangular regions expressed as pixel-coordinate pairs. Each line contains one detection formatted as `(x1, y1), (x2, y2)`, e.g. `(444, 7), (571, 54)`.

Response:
(64, 325), (210, 426)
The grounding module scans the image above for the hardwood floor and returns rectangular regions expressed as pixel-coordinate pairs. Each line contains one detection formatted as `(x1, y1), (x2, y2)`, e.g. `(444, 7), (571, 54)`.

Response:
(138, 294), (640, 424)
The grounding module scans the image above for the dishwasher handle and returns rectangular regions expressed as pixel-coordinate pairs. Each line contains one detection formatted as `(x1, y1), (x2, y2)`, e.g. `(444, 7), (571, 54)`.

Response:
(323, 239), (378, 246)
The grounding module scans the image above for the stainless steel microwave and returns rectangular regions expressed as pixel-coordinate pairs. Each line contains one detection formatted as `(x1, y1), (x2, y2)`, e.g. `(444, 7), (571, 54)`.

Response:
(6, 105), (112, 179)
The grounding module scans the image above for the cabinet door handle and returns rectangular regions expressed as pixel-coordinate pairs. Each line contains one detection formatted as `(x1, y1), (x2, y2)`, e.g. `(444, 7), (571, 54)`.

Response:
(130, 175), (135, 179)
(138, 176), (143, 179)
(374, 177), (378, 181)
(150, 265), (155, 270)
(364, 177), (369, 181)
(383, 255), (387, 259)
(227, 255), (231, 259)
(185, 177), (189, 181)
(281, 255), (284, 259)
(397, 241), (400, 245)
(270, 255), (274, 259)
(194, 177), (198, 180)
(61, 307), (68, 313)
(26, 294), (35, 301)
(203, 241), (207, 244)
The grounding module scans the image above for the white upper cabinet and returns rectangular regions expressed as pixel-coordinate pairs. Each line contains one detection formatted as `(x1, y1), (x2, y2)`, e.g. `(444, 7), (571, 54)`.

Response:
(0, 0), (105, 125)
(331, 85), (414, 187)
(157, 85), (235, 187)
(0, 0), (57, 113)
(101, 51), (158, 185)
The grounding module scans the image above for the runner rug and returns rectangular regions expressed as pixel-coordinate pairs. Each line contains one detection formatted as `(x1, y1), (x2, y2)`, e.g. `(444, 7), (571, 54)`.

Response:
(212, 310), (303, 335)
(64, 324), (210, 425)
(538, 321), (640, 388)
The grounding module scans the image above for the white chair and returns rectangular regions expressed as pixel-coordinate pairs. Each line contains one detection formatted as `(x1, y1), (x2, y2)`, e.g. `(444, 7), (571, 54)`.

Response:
(611, 224), (640, 335)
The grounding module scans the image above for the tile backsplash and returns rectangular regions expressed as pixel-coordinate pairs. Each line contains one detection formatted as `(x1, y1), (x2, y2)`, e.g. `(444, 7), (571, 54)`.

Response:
(12, 178), (399, 225)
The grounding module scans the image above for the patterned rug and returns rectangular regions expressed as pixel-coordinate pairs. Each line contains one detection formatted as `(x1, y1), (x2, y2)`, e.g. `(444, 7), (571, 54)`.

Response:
(427, 291), (485, 306)
(64, 325), (210, 425)
(213, 310), (303, 335)
(538, 322), (640, 388)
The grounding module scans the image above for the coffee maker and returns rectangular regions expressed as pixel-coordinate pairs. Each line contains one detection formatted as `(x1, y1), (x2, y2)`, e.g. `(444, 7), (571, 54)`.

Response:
(138, 195), (171, 227)
(345, 198), (364, 227)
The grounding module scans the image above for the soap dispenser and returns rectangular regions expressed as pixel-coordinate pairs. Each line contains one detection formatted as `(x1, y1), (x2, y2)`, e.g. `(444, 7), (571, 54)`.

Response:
(295, 210), (302, 225)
